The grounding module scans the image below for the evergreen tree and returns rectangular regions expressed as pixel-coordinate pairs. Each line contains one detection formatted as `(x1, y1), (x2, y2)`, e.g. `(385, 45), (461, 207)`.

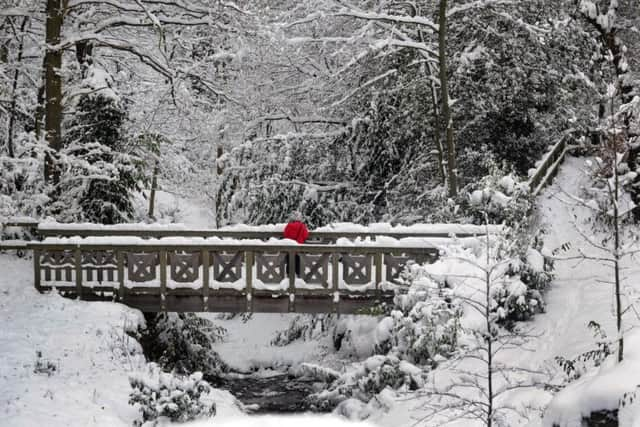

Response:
(50, 66), (138, 224)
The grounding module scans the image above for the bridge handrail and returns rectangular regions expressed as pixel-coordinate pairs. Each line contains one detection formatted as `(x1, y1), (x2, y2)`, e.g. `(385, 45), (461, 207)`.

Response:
(35, 223), (502, 240)
(527, 135), (570, 195)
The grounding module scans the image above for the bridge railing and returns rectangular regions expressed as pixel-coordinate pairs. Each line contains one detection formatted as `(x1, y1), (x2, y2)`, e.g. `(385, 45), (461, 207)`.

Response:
(528, 135), (570, 196)
(27, 239), (439, 314)
(35, 223), (501, 241)
(0, 217), (38, 252)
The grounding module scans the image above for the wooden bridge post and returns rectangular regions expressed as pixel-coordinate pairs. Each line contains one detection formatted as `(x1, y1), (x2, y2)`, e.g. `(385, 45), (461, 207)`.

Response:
(159, 250), (167, 312)
(244, 250), (253, 312)
(202, 249), (210, 311)
(33, 249), (41, 292)
(74, 248), (83, 299)
(331, 252), (339, 314)
(117, 250), (125, 302)
(288, 250), (296, 312)
(374, 252), (383, 297)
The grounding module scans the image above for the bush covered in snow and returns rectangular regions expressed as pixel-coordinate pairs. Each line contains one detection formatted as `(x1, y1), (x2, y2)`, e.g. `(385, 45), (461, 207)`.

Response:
(307, 355), (424, 411)
(464, 170), (533, 228)
(141, 313), (228, 380)
(129, 362), (216, 425)
(271, 314), (334, 347)
(374, 275), (461, 366)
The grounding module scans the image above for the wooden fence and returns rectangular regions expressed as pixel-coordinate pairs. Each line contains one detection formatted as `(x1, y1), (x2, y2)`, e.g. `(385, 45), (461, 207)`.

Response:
(27, 241), (439, 314)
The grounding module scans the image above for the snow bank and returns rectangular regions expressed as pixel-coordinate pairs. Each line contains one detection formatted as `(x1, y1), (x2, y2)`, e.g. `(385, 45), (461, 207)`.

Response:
(543, 330), (640, 427)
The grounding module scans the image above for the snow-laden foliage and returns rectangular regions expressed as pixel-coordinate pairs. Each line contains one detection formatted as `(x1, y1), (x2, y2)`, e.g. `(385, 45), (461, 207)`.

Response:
(129, 362), (216, 426)
(307, 355), (424, 411)
(374, 277), (461, 367)
(0, 133), (49, 219)
(141, 313), (228, 380)
(271, 314), (334, 346)
(464, 170), (533, 227)
(50, 67), (141, 224)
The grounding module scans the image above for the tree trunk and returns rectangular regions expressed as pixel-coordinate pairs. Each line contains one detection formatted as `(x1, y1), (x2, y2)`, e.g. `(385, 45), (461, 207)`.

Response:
(148, 162), (159, 220)
(613, 143), (623, 362)
(44, 0), (64, 184)
(6, 17), (29, 158)
(426, 55), (445, 184)
(438, 0), (457, 197)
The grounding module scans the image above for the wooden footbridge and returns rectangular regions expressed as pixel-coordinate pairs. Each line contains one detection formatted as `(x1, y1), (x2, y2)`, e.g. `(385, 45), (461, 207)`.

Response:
(2, 221), (502, 314)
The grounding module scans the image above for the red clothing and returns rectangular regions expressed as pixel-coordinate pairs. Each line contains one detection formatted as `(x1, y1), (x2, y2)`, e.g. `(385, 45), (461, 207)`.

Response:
(283, 221), (309, 244)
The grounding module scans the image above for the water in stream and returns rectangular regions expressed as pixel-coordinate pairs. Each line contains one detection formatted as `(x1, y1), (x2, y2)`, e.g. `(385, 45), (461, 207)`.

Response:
(215, 373), (331, 413)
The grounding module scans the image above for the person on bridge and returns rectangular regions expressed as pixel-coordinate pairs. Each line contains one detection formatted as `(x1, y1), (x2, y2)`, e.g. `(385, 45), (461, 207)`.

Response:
(283, 211), (309, 276)
(283, 211), (309, 244)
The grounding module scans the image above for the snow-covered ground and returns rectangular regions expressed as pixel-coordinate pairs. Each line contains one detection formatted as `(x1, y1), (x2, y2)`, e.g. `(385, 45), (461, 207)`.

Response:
(0, 254), (146, 426)
(0, 254), (245, 426)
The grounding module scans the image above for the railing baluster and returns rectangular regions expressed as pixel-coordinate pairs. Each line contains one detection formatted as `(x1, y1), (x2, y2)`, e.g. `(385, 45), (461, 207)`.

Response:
(374, 252), (382, 296)
(160, 250), (167, 311)
(202, 249), (209, 311)
(288, 250), (296, 312)
(74, 248), (83, 299)
(245, 251), (253, 312)
(117, 250), (125, 302)
(34, 249), (41, 293)
(332, 252), (339, 314)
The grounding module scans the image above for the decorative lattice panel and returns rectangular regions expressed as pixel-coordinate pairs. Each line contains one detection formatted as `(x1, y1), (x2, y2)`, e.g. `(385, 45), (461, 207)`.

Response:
(299, 253), (329, 286)
(342, 254), (372, 285)
(41, 250), (74, 282)
(384, 254), (410, 283)
(212, 252), (243, 282)
(82, 251), (117, 282)
(127, 253), (159, 282)
(256, 252), (286, 284)
(170, 252), (201, 283)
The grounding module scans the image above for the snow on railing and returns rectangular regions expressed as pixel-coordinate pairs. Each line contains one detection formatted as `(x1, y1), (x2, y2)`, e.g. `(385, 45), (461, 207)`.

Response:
(36, 221), (502, 240)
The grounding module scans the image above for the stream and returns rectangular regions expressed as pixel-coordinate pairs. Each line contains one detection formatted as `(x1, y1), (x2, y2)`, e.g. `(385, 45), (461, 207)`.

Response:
(214, 373), (331, 413)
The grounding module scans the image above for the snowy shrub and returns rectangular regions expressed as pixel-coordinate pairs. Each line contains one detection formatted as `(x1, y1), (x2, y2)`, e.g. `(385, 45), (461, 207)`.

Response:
(464, 169), (533, 228)
(142, 313), (228, 380)
(420, 235), (551, 325)
(271, 314), (334, 346)
(555, 321), (613, 382)
(307, 355), (424, 410)
(298, 363), (340, 382)
(374, 273), (461, 366)
(0, 133), (50, 219)
(129, 363), (216, 426)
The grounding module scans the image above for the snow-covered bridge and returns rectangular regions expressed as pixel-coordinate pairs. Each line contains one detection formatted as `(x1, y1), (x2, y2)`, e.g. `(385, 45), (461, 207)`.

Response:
(21, 223), (503, 314)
